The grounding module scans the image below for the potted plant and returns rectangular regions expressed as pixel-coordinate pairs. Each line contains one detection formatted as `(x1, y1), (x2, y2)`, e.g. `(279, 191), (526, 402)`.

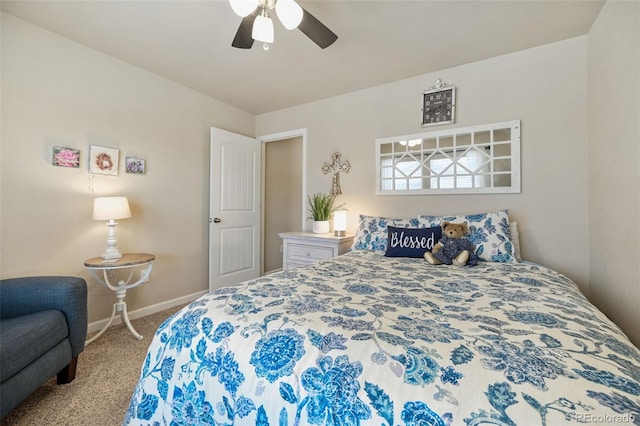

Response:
(307, 193), (343, 234)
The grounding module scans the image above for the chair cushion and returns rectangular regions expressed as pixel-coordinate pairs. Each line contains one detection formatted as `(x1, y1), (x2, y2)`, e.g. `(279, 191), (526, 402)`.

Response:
(0, 310), (68, 382)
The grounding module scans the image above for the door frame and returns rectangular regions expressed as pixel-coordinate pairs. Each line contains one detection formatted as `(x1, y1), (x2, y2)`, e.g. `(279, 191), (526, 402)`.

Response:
(258, 128), (307, 274)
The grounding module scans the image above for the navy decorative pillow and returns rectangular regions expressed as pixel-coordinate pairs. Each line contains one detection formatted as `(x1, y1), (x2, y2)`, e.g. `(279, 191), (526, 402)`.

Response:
(351, 215), (420, 251)
(384, 226), (442, 258)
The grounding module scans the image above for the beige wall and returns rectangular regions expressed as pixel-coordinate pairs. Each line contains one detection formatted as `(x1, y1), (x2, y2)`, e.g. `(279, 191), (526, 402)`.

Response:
(0, 14), (255, 323)
(588, 1), (640, 346)
(264, 137), (302, 272)
(257, 37), (591, 291)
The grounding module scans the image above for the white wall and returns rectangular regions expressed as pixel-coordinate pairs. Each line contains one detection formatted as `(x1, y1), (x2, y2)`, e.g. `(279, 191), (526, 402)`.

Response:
(0, 13), (255, 323)
(588, 0), (640, 346)
(257, 37), (591, 293)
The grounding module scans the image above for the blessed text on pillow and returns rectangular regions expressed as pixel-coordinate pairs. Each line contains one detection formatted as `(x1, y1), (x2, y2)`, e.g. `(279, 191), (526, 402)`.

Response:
(384, 226), (442, 258)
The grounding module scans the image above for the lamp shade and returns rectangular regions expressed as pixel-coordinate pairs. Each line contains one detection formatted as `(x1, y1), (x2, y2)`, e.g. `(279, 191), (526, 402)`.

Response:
(252, 11), (274, 43)
(93, 197), (131, 221)
(276, 0), (303, 30)
(229, 0), (258, 17)
(334, 210), (347, 236)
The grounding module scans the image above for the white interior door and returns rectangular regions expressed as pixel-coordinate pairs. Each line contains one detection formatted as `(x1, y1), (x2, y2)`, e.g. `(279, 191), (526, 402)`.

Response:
(209, 127), (261, 291)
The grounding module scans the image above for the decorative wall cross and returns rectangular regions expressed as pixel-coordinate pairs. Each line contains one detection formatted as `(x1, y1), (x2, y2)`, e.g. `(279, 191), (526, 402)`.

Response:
(322, 151), (351, 196)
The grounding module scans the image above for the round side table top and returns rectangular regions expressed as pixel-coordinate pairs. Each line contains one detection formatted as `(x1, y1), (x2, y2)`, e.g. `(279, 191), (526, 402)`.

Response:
(84, 253), (155, 269)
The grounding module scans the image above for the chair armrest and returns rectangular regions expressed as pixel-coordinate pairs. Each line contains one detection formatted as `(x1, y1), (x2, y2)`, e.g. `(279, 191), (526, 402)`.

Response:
(0, 276), (88, 356)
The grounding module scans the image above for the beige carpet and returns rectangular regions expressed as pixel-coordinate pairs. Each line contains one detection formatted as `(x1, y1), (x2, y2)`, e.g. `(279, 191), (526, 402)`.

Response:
(2, 305), (185, 426)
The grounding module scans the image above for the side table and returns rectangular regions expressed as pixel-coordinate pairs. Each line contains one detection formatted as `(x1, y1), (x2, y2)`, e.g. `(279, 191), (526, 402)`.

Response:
(84, 253), (155, 345)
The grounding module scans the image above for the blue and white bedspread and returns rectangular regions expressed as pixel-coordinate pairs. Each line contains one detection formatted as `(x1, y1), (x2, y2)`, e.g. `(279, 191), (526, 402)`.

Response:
(125, 251), (640, 425)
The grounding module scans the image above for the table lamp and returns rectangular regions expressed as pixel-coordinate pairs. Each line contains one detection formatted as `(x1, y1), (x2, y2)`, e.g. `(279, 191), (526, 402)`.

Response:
(93, 196), (131, 260)
(334, 210), (347, 237)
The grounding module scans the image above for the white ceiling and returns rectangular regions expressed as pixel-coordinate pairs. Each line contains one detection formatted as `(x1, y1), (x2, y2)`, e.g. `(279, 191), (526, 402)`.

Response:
(1, 0), (604, 115)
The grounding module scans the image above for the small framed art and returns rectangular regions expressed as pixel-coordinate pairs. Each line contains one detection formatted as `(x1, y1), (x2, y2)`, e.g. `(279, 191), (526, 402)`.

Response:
(52, 146), (81, 168)
(125, 157), (146, 175)
(421, 78), (456, 127)
(89, 145), (119, 176)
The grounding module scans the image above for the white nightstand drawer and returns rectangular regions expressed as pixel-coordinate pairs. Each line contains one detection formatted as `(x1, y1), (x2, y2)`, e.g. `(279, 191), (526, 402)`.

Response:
(288, 243), (334, 260)
(279, 232), (355, 271)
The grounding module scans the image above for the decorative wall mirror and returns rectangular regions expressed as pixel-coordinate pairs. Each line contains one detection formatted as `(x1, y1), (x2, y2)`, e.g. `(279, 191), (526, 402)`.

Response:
(376, 120), (520, 195)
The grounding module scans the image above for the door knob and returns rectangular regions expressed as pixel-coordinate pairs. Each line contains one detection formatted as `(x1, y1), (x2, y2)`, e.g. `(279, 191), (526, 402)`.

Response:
(213, 217), (222, 223)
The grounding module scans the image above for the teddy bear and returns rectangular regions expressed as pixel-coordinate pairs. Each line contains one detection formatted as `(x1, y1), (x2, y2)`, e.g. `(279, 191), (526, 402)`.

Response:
(424, 221), (479, 266)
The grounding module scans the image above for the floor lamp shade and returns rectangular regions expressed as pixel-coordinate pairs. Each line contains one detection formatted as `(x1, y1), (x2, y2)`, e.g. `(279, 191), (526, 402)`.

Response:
(93, 197), (131, 260)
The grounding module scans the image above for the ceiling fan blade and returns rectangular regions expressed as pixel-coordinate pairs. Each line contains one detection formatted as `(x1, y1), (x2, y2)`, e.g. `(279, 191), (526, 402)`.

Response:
(232, 11), (258, 49)
(298, 7), (338, 49)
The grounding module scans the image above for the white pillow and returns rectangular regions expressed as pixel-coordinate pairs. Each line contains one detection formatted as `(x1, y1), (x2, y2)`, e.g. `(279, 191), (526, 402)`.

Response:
(510, 221), (522, 261)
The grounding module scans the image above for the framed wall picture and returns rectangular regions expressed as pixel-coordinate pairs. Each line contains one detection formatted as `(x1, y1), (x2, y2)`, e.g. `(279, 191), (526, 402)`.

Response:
(52, 146), (81, 168)
(89, 145), (119, 176)
(421, 79), (456, 127)
(125, 157), (146, 175)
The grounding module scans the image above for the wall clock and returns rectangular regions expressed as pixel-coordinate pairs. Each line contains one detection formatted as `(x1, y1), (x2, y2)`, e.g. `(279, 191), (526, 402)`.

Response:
(421, 79), (456, 127)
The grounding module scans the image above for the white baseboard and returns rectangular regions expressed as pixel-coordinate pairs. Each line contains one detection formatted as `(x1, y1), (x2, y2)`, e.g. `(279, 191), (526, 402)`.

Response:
(87, 290), (208, 334)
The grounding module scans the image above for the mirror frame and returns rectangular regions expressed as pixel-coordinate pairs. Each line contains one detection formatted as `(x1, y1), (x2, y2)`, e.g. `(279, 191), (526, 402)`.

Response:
(376, 120), (521, 195)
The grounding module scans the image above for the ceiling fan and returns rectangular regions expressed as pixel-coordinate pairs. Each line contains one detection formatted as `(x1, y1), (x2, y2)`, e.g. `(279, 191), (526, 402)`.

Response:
(229, 0), (338, 50)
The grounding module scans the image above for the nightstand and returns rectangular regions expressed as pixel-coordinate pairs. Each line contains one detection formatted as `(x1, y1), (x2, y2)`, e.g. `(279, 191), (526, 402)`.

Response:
(279, 232), (354, 271)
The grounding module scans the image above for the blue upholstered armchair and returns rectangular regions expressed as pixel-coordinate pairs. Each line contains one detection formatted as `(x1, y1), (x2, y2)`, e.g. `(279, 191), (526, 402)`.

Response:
(0, 276), (88, 418)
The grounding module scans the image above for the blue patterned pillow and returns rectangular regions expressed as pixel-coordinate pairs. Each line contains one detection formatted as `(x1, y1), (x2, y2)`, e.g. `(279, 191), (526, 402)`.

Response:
(417, 210), (516, 263)
(384, 226), (442, 258)
(351, 215), (420, 251)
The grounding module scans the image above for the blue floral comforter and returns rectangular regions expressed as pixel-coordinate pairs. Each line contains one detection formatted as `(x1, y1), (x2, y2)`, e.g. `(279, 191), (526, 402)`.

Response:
(125, 251), (640, 425)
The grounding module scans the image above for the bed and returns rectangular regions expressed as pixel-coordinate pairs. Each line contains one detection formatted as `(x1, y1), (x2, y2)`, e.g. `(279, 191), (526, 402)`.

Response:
(125, 211), (640, 425)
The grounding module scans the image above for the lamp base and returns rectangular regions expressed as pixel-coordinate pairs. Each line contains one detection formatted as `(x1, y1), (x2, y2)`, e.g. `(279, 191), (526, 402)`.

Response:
(101, 220), (122, 260)
(334, 230), (346, 237)
(101, 249), (122, 260)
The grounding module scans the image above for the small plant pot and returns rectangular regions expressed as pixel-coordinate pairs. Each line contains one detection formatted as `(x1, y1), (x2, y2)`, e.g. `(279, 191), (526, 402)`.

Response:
(312, 220), (330, 234)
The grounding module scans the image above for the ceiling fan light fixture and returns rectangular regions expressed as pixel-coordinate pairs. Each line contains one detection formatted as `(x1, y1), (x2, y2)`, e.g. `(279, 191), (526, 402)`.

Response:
(229, 0), (259, 17)
(252, 9), (274, 43)
(231, 0), (337, 50)
(275, 0), (303, 30)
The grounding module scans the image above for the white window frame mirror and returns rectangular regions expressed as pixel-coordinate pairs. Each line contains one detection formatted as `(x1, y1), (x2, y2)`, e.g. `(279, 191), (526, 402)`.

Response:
(376, 120), (521, 195)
